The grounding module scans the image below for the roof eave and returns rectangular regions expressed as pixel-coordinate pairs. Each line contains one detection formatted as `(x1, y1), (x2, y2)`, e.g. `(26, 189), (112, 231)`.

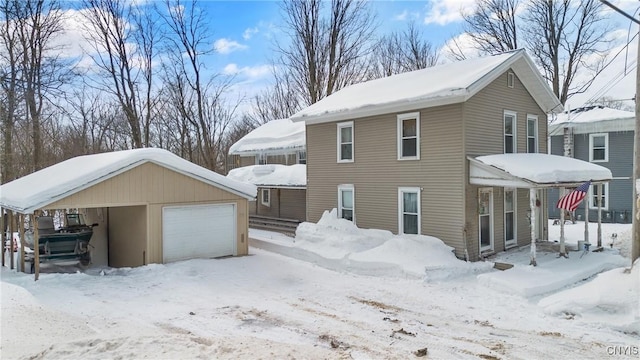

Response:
(292, 94), (467, 125)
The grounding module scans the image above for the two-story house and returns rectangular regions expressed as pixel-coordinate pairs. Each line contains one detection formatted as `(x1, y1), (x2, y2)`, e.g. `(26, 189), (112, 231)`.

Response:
(548, 106), (635, 223)
(290, 49), (580, 261)
(227, 119), (307, 223)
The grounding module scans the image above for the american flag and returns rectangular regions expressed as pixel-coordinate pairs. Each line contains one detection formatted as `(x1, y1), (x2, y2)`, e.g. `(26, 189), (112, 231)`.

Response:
(556, 181), (591, 211)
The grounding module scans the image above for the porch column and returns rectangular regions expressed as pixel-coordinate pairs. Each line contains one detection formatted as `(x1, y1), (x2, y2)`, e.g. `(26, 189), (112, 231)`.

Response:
(9, 210), (14, 270)
(559, 187), (567, 257)
(584, 196), (589, 245)
(32, 211), (40, 281)
(530, 188), (537, 266)
(597, 183), (602, 247)
(19, 213), (25, 273)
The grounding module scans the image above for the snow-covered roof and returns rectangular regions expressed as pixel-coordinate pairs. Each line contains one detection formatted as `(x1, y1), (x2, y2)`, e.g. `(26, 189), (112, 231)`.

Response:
(548, 106), (635, 135)
(290, 49), (563, 124)
(227, 164), (306, 188)
(229, 119), (305, 156)
(0, 148), (257, 213)
(469, 153), (612, 188)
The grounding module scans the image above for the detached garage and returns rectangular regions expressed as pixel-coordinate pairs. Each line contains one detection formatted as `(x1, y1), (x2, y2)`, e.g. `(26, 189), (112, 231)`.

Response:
(0, 148), (256, 278)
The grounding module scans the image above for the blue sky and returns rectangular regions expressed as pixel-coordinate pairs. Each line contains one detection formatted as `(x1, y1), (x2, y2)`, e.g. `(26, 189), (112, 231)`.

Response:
(61, 0), (638, 110)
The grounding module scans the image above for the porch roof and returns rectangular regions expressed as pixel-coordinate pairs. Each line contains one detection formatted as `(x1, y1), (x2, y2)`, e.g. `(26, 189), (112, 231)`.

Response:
(468, 154), (612, 188)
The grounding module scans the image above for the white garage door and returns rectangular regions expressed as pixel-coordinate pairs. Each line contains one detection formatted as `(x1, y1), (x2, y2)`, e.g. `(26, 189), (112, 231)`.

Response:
(162, 203), (236, 263)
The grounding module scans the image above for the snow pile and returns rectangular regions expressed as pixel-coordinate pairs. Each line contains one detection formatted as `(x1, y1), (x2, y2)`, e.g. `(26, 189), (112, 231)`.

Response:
(227, 164), (306, 187)
(475, 153), (612, 183)
(268, 209), (494, 280)
(538, 260), (639, 334)
(228, 119), (305, 155)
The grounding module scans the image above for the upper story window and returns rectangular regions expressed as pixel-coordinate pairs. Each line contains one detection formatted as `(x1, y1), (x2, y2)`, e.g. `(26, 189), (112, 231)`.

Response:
(589, 133), (608, 162)
(507, 72), (515, 88)
(397, 112), (420, 160)
(504, 110), (517, 154)
(338, 184), (354, 222)
(527, 115), (538, 153)
(297, 150), (306, 164)
(337, 121), (354, 163)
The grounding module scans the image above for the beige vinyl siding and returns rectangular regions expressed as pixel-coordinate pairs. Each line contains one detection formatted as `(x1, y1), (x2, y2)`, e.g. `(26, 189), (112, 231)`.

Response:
(239, 156), (255, 167)
(279, 189), (306, 221)
(307, 104), (466, 256)
(462, 70), (548, 260)
(108, 205), (147, 267)
(48, 162), (250, 264)
(256, 187), (280, 218)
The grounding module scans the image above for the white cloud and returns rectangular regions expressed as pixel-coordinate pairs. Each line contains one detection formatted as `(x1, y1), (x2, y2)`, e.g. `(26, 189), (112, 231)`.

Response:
(223, 63), (271, 80)
(214, 38), (248, 54)
(424, 0), (476, 25)
(243, 27), (259, 40)
(437, 32), (482, 61)
(394, 10), (409, 21)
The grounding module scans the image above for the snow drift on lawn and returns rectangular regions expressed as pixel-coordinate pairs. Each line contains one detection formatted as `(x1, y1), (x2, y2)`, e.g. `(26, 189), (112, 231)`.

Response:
(272, 209), (493, 280)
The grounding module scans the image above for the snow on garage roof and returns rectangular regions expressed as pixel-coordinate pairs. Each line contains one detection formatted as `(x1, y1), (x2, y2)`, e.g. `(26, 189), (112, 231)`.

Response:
(470, 154), (612, 188)
(229, 119), (305, 155)
(290, 49), (563, 124)
(227, 164), (306, 188)
(0, 148), (257, 213)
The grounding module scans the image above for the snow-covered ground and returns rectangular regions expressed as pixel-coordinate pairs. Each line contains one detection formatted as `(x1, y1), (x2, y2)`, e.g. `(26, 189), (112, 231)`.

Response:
(2, 212), (638, 359)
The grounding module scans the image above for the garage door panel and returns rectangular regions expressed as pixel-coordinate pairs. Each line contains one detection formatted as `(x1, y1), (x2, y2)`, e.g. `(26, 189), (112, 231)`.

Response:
(163, 204), (236, 263)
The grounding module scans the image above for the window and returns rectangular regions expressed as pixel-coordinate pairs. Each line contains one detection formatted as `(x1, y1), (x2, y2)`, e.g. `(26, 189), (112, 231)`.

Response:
(504, 188), (516, 247)
(397, 112), (420, 160)
(297, 150), (306, 164)
(261, 188), (270, 207)
(504, 111), (516, 154)
(478, 188), (494, 251)
(589, 133), (608, 162)
(256, 153), (267, 165)
(507, 72), (515, 88)
(338, 185), (354, 221)
(337, 122), (354, 162)
(526, 115), (538, 153)
(398, 187), (421, 235)
(589, 183), (608, 210)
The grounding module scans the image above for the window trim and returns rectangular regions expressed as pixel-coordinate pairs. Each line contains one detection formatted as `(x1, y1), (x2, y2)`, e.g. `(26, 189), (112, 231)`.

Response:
(588, 183), (609, 211)
(507, 72), (515, 88)
(503, 110), (517, 154)
(337, 184), (355, 222)
(397, 112), (420, 160)
(589, 133), (609, 163)
(261, 188), (270, 207)
(398, 187), (421, 235)
(504, 188), (517, 248)
(526, 115), (538, 153)
(337, 121), (354, 163)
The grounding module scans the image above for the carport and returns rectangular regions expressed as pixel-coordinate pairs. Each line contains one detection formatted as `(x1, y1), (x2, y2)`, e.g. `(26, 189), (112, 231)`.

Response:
(0, 148), (256, 280)
(469, 153), (612, 265)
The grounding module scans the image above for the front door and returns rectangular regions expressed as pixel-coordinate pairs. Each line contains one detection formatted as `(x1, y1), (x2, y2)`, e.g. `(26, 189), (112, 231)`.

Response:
(479, 188), (494, 252)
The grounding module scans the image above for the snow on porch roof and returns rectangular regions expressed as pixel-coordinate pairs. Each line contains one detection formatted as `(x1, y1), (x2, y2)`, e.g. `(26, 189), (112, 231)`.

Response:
(227, 164), (306, 188)
(0, 148), (257, 214)
(228, 118), (305, 155)
(469, 154), (612, 188)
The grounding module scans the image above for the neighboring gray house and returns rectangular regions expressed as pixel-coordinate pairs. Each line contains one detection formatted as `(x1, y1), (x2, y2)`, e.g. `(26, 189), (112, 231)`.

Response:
(290, 49), (577, 261)
(548, 106), (635, 223)
(227, 119), (307, 223)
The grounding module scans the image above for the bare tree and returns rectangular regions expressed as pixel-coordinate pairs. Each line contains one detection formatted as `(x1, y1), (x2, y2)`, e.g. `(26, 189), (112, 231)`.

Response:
(369, 21), (439, 78)
(277, 0), (377, 105)
(159, 0), (240, 172)
(524, 0), (611, 105)
(81, 0), (158, 148)
(461, 0), (519, 54)
(455, 0), (612, 105)
(250, 68), (301, 124)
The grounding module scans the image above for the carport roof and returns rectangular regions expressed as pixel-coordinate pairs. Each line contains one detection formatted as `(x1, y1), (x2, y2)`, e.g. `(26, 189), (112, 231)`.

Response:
(469, 154), (612, 188)
(0, 148), (257, 214)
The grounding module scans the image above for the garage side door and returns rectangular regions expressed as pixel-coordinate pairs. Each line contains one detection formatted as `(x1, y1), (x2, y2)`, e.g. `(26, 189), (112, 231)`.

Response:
(163, 204), (236, 263)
